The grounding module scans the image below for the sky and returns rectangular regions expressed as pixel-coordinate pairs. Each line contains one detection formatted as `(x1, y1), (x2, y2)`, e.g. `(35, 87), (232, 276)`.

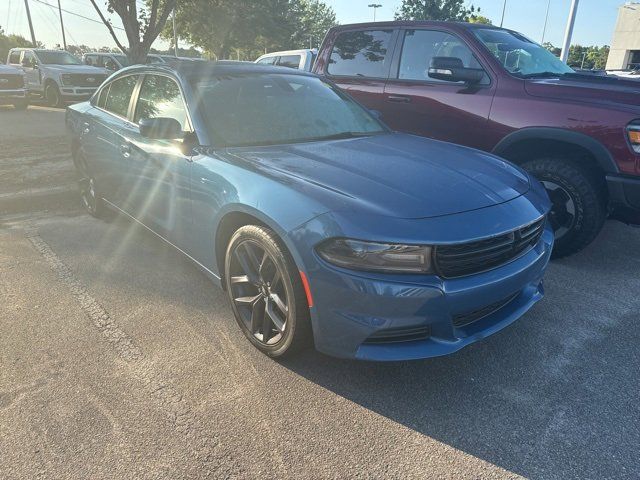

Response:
(1, 0), (626, 51)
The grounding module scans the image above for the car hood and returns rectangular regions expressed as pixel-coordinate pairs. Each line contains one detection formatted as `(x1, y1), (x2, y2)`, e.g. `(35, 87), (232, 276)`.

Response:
(43, 64), (109, 75)
(0, 64), (22, 74)
(224, 133), (530, 219)
(525, 74), (640, 110)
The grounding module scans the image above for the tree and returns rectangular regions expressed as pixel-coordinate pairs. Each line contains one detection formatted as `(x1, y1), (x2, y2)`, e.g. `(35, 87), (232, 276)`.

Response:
(395, 0), (477, 22)
(468, 14), (492, 25)
(89, 0), (177, 63)
(166, 0), (337, 60)
(0, 27), (38, 62)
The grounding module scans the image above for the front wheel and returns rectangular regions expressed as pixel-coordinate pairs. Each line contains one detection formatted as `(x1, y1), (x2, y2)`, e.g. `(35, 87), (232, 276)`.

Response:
(45, 83), (64, 108)
(225, 225), (312, 358)
(522, 157), (606, 258)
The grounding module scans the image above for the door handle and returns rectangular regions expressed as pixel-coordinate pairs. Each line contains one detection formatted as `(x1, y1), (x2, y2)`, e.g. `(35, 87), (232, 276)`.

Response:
(82, 122), (90, 134)
(120, 143), (131, 158)
(387, 94), (411, 103)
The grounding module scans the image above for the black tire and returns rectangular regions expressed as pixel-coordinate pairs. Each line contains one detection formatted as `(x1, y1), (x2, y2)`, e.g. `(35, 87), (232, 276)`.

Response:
(522, 157), (606, 258)
(45, 82), (64, 108)
(13, 99), (28, 110)
(225, 225), (312, 358)
(74, 152), (106, 218)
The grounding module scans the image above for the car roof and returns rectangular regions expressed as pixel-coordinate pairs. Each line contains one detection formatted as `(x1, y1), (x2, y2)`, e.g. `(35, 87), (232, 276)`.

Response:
(258, 49), (316, 58)
(117, 60), (316, 79)
(11, 48), (71, 52)
(329, 20), (504, 32)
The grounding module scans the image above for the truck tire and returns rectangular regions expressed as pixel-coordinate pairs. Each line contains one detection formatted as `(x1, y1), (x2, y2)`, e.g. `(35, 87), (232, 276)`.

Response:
(522, 157), (606, 258)
(45, 83), (64, 108)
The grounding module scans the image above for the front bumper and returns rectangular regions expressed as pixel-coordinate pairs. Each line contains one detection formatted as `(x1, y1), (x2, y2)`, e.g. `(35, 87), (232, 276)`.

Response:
(59, 86), (98, 100)
(607, 174), (640, 211)
(303, 225), (552, 361)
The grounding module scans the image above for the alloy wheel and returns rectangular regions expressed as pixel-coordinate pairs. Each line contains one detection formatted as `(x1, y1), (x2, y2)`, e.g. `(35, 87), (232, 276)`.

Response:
(228, 239), (289, 345)
(542, 180), (576, 240)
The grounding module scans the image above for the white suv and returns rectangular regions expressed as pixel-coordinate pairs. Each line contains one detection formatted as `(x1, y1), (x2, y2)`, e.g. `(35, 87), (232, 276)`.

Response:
(7, 48), (109, 107)
(255, 49), (317, 71)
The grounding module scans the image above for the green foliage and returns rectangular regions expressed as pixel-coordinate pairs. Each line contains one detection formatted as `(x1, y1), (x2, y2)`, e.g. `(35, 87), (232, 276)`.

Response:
(165, 0), (337, 60)
(0, 27), (36, 63)
(395, 0), (478, 21)
(543, 42), (610, 70)
(468, 14), (492, 25)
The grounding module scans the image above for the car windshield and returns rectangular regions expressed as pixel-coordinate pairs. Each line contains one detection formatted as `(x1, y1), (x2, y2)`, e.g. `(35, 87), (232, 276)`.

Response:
(475, 29), (574, 78)
(35, 51), (82, 65)
(113, 54), (130, 67)
(192, 73), (386, 148)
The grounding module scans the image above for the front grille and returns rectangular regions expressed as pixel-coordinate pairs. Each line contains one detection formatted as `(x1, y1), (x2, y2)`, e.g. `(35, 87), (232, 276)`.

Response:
(453, 293), (519, 328)
(66, 74), (107, 87)
(363, 325), (431, 345)
(434, 217), (545, 279)
(0, 74), (24, 89)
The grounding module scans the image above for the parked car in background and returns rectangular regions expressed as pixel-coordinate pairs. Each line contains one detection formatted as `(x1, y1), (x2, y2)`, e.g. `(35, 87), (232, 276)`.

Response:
(315, 22), (640, 257)
(66, 61), (552, 360)
(83, 52), (205, 71)
(0, 63), (28, 110)
(7, 48), (108, 108)
(83, 52), (130, 71)
(255, 49), (317, 71)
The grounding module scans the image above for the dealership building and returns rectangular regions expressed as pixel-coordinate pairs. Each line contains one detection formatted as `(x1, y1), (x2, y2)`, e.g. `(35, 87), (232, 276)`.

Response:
(607, 2), (640, 70)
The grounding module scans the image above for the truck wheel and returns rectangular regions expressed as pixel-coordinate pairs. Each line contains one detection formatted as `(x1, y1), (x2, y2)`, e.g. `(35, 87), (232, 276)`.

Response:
(13, 99), (28, 110)
(45, 83), (64, 108)
(522, 157), (606, 258)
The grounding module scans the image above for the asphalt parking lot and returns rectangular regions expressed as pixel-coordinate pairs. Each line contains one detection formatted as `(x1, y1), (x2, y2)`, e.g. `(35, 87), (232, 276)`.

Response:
(1, 105), (639, 479)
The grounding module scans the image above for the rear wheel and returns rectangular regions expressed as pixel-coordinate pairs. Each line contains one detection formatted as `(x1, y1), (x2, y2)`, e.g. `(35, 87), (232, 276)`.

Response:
(45, 83), (64, 108)
(522, 157), (606, 258)
(75, 152), (105, 218)
(225, 225), (312, 358)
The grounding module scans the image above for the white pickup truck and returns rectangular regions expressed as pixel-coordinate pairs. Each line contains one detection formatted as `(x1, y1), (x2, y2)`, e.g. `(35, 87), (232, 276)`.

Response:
(0, 64), (27, 109)
(7, 48), (109, 107)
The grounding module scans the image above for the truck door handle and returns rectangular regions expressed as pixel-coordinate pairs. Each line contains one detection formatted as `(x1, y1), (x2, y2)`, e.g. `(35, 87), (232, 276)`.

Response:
(82, 122), (90, 134)
(120, 143), (131, 158)
(387, 95), (411, 103)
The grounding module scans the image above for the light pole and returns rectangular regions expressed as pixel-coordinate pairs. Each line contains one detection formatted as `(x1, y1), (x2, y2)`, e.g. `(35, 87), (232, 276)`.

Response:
(500, 0), (507, 27)
(368, 3), (382, 22)
(561, 0), (580, 63)
(57, 0), (67, 50)
(541, 0), (551, 43)
(172, 4), (178, 57)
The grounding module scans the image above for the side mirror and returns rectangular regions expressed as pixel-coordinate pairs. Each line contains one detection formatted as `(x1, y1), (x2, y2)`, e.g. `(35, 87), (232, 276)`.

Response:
(369, 109), (382, 119)
(139, 117), (183, 140)
(104, 60), (117, 71)
(21, 59), (32, 68)
(428, 56), (484, 84)
(84, 58), (92, 65)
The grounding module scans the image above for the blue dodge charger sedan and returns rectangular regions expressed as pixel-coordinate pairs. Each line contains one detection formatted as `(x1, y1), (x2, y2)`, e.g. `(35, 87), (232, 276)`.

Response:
(66, 61), (553, 361)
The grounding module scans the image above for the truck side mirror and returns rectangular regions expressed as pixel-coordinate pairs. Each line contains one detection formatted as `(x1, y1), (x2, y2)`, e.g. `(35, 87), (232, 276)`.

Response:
(428, 56), (484, 84)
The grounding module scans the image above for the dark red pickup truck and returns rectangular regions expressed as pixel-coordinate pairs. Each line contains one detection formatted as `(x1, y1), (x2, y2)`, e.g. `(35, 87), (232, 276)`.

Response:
(314, 21), (640, 257)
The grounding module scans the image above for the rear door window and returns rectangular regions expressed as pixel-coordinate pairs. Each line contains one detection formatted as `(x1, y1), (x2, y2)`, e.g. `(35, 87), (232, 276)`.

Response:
(134, 74), (188, 130)
(9, 51), (21, 64)
(327, 29), (394, 78)
(277, 55), (301, 69)
(103, 75), (138, 118)
(257, 56), (277, 65)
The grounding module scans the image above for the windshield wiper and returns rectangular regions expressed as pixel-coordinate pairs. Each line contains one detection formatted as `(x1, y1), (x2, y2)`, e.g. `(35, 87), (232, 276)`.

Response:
(519, 71), (567, 79)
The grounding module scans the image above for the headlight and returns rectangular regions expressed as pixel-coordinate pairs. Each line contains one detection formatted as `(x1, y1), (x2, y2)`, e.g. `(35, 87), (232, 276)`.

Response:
(316, 238), (434, 274)
(626, 122), (640, 153)
(61, 74), (73, 86)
